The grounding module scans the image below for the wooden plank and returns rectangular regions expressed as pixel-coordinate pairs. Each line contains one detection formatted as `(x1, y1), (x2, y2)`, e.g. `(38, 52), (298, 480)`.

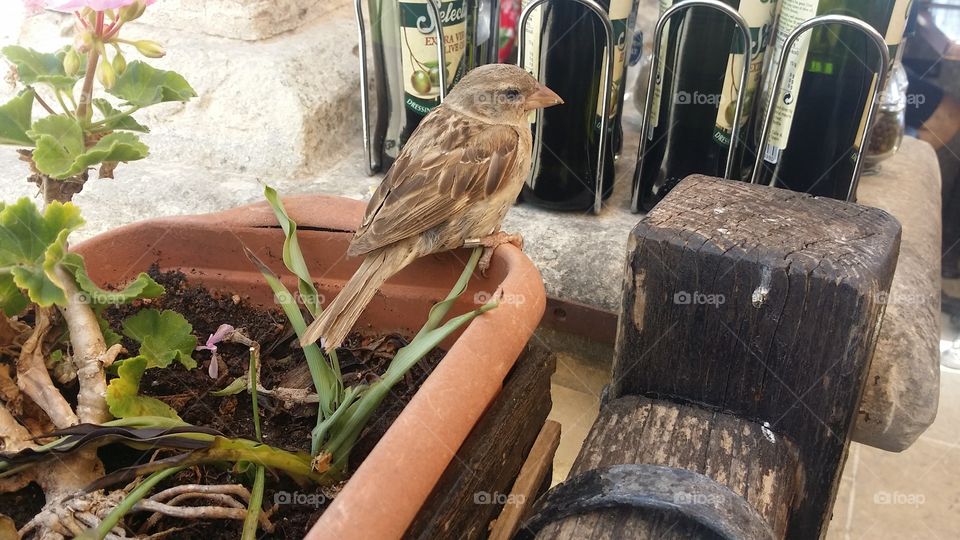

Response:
(404, 343), (555, 539)
(612, 176), (901, 538)
(489, 420), (562, 540)
(531, 396), (801, 539)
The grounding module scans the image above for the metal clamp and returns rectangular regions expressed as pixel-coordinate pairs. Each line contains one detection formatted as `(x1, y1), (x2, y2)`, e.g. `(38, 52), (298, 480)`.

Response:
(749, 15), (890, 202)
(631, 0), (752, 213)
(354, 0), (448, 175)
(516, 464), (775, 540)
(517, 0), (615, 215)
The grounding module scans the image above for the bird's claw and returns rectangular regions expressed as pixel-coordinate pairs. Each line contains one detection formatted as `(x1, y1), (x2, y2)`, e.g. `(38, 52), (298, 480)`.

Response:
(474, 231), (524, 277)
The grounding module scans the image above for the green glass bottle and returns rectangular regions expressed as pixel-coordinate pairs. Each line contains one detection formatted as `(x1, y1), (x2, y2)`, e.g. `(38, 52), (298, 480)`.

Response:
(519, 0), (636, 211)
(370, 0), (470, 170)
(752, 0), (912, 200)
(633, 0), (779, 213)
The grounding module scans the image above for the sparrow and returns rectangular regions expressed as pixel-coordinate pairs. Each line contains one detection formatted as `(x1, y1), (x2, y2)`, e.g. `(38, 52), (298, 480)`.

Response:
(301, 63), (563, 351)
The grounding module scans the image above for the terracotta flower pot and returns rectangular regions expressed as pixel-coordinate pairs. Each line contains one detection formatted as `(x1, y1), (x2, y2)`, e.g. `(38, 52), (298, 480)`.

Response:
(73, 195), (546, 539)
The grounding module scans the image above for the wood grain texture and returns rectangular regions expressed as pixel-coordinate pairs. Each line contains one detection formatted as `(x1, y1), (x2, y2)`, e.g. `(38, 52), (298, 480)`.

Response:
(612, 176), (901, 538)
(532, 396), (801, 539)
(404, 343), (555, 540)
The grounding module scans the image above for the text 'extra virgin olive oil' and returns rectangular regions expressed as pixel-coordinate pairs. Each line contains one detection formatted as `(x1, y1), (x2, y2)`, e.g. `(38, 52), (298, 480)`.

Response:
(753, 0), (912, 200)
(519, 0), (636, 212)
(633, 0), (778, 213)
(370, 0), (469, 170)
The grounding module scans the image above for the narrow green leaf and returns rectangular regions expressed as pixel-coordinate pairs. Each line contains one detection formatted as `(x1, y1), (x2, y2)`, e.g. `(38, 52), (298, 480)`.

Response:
(121, 309), (197, 369)
(416, 248), (482, 340)
(108, 61), (196, 107)
(0, 199), (84, 308)
(262, 186), (322, 319)
(92, 98), (149, 133)
(241, 465), (266, 540)
(105, 356), (182, 419)
(88, 465), (186, 540)
(0, 90), (35, 146)
(210, 377), (247, 397)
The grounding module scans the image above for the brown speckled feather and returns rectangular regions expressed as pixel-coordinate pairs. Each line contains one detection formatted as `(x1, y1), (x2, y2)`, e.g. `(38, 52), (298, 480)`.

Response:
(348, 106), (523, 257)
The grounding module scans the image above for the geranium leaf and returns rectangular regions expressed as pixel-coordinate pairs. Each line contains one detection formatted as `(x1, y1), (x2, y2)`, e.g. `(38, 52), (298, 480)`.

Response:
(106, 356), (181, 419)
(121, 309), (197, 369)
(60, 253), (163, 309)
(28, 115), (148, 179)
(0, 274), (28, 316)
(0, 90), (35, 146)
(108, 61), (196, 107)
(92, 99), (149, 133)
(0, 198), (84, 308)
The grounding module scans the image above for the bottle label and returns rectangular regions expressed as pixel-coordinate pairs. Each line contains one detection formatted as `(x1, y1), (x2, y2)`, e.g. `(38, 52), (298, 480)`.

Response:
(762, 0), (818, 163)
(400, 1), (468, 116)
(712, 0), (778, 147)
(595, 0), (634, 129)
(521, 0), (544, 123)
(648, 0), (673, 137)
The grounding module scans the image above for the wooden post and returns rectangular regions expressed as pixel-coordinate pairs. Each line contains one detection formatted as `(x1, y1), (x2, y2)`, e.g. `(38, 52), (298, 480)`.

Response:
(524, 176), (900, 540)
(404, 344), (555, 539)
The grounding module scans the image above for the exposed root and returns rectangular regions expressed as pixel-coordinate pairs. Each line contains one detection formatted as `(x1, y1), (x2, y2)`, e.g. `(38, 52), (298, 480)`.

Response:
(16, 309), (79, 428)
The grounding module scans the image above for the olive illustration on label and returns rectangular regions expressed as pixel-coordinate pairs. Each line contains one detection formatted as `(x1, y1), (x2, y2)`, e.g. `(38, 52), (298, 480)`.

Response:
(411, 70), (432, 94)
(429, 65), (441, 86)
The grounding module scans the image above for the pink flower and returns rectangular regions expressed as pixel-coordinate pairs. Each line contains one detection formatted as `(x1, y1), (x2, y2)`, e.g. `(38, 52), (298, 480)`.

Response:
(196, 324), (235, 379)
(41, 0), (156, 11)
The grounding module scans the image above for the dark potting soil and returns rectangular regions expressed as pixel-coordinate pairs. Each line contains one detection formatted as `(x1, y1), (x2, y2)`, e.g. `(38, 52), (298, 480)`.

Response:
(4, 267), (444, 538)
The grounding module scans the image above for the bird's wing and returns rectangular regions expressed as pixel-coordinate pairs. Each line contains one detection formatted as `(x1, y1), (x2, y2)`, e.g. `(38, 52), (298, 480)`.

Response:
(348, 107), (523, 256)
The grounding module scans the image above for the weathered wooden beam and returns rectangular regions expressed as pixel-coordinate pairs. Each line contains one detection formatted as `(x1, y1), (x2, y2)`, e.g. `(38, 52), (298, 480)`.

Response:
(527, 396), (801, 539)
(610, 176), (901, 538)
(404, 343), (555, 539)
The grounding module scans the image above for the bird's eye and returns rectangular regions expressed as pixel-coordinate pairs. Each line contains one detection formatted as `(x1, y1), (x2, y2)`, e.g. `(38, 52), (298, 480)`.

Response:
(503, 88), (522, 102)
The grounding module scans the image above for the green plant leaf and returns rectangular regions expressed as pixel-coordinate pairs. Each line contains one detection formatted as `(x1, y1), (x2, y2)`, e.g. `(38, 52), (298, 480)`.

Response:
(0, 90), (35, 146)
(60, 253), (163, 308)
(106, 356), (181, 419)
(28, 115), (149, 178)
(98, 313), (123, 348)
(1, 46), (81, 92)
(108, 61), (196, 107)
(92, 98), (149, 133)
(121, 309), (197, 369)
(210, 377), (246, 397)
(0, 274), (28, 316)
(0, 198), (84, 308)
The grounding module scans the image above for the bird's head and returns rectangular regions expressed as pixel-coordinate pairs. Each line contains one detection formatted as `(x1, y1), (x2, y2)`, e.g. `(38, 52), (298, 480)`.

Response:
(443, 64), (563, 125)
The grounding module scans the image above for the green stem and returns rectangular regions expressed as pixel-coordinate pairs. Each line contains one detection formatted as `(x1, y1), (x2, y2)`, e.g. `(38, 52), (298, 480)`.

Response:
(249, 346), (262, 442)
(53, 89), (71, 116)
(89, 105), (141, 129)
(241, 466), (265, 540)
(90, 465), (186, 540)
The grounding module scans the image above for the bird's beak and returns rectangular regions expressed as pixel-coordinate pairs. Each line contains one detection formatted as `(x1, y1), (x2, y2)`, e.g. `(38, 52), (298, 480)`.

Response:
(523, 83), (563, 110)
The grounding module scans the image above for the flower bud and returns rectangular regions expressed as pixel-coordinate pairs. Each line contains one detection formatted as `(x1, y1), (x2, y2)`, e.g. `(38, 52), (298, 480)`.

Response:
(63, 48), (81, 77)
(97, 58), (116, 89)
(112, 52), (126, 75)
(119, 0), (148, 23)
(133, 39), (165, 59)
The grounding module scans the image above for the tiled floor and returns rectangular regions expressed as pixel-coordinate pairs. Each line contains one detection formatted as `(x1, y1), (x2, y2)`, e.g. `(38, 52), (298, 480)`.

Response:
(546, 330), (960, 537)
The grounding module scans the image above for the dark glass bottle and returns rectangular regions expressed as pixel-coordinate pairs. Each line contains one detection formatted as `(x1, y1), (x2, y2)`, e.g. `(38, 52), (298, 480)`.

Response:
(370, 0), (470, 171)
(633, 0), (779, 213)
(751, 0), (911, 200)
(519, 0), (635, 212)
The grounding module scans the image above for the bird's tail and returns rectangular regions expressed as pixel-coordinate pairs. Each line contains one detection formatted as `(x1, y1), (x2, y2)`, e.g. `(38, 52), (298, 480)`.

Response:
(301, 247), (413, 352)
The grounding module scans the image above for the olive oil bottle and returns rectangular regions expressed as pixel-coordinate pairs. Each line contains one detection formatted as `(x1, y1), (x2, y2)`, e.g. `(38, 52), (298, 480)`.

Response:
(370, 0), (470, 170)
(752, 0), (911, 200)
(519, 0), (636, 212)
(632, 0), (779, 213)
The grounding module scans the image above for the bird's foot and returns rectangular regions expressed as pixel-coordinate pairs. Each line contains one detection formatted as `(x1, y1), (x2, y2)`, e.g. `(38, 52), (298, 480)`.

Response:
(474, 231), (524, 277)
